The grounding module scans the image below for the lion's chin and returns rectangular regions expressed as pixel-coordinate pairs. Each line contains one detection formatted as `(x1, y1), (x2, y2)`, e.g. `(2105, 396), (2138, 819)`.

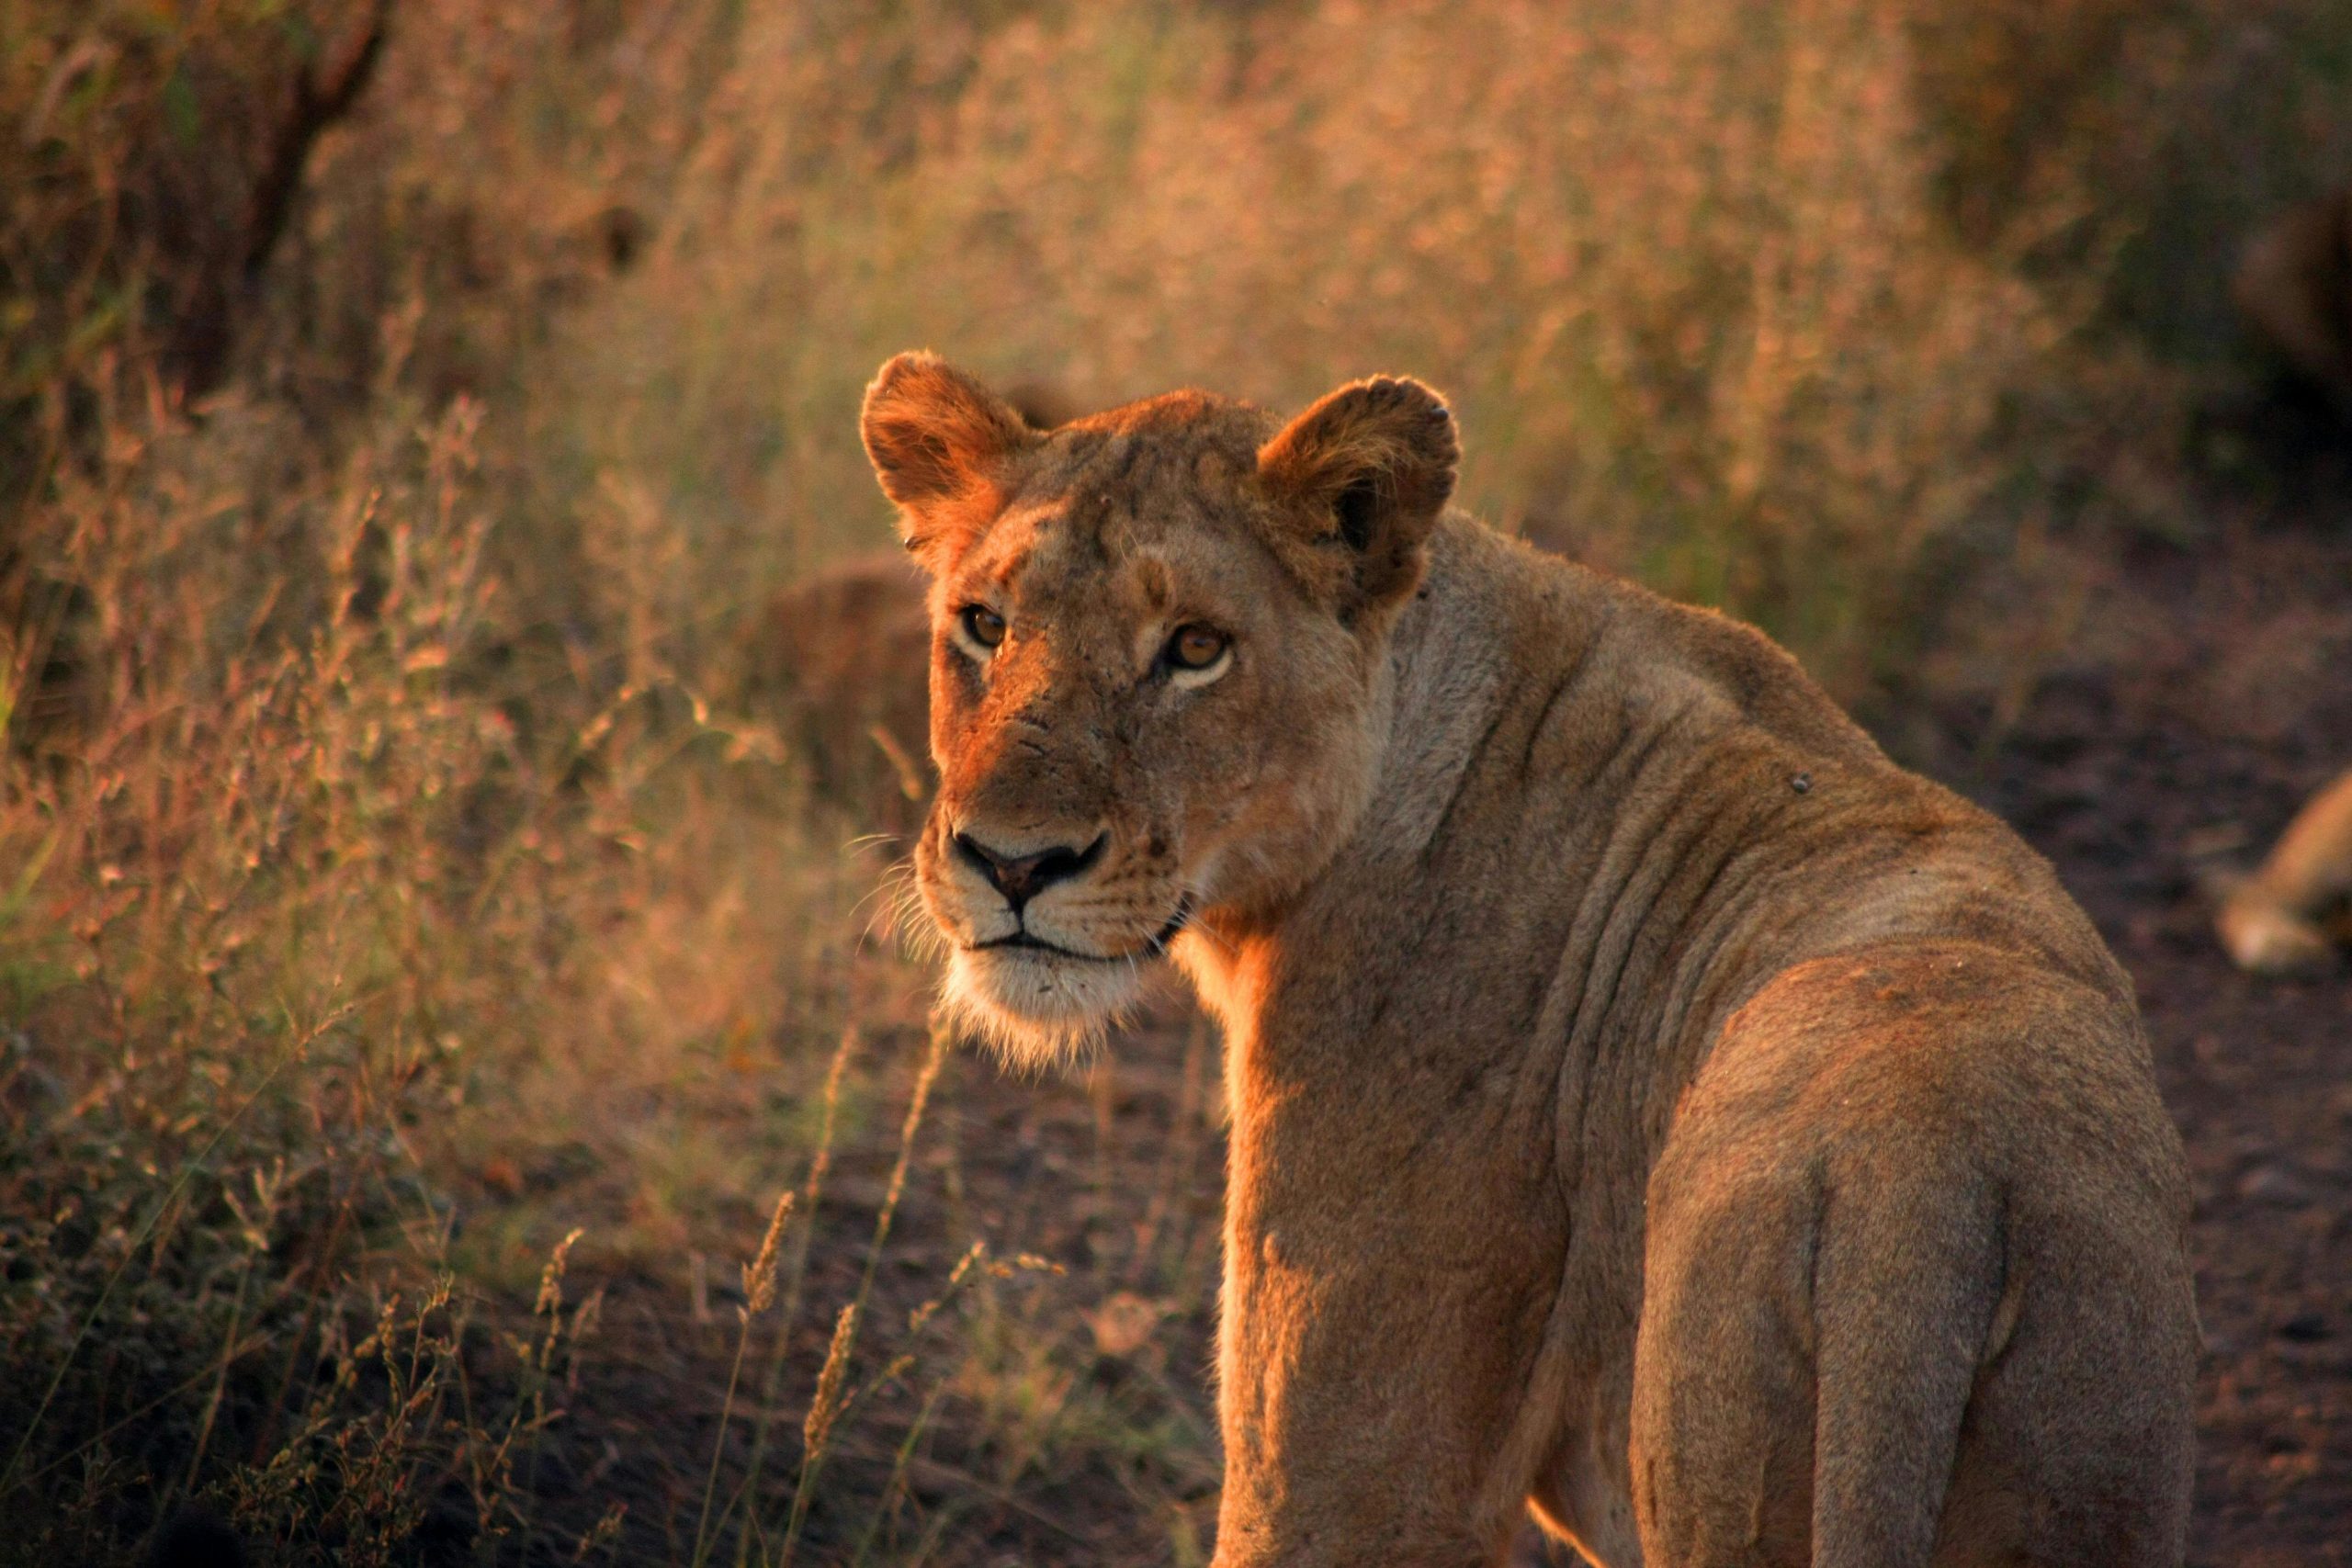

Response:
(940, 945), (1150, 1071)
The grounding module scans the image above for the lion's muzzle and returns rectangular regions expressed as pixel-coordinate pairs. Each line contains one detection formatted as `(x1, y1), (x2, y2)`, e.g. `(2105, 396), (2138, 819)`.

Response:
(951, 829), (1107, 914)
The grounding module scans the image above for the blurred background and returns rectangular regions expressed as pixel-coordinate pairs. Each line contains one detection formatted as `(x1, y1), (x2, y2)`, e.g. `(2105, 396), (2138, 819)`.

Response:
(3, 2), (2349, 1564)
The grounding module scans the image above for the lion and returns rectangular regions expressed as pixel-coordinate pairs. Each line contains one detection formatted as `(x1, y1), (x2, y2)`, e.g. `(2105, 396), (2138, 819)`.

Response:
(2216, 767), (2352, 974)
(860, 354), (2197, 1567)
(742, 551), (935, 824)
(2233, 185), (2352, 414)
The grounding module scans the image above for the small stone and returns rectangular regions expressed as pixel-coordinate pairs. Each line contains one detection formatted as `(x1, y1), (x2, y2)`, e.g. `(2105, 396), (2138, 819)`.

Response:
(1791, 773), (1812, 795)
(1086, 1291), (1163, 1358)
(2236, 1163), (2315, 1206)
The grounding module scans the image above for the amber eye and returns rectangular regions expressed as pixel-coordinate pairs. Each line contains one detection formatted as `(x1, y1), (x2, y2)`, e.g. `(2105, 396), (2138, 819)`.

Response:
(1166, 623), (1229, 671)
(960, 604), (1006, 650)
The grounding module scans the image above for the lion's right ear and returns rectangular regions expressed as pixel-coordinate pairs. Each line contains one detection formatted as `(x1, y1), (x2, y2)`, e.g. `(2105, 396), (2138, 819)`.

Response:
(1257, 376), (1459, 618)
(861, 353), (1040, 558)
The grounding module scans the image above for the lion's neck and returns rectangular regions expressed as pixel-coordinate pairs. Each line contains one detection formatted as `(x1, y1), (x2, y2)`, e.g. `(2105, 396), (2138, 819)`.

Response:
(1183, 512), (1802, 1137)
(1175, 517), (1533, 1041)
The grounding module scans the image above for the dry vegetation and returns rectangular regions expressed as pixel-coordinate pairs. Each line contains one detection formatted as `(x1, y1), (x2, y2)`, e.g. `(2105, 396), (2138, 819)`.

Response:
(4, 2), (2350, 1563)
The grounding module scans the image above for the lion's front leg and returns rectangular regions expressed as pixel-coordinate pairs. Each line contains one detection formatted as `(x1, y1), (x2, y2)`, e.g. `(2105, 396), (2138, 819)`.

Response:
(1210, 1116), (1566, 1568)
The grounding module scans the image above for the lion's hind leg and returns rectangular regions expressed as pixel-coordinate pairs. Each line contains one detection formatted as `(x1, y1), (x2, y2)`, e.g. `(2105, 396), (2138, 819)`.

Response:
(1758, 1141), (2189, 1568)
(1632, 976), (2194, 1568)
(1923, 1185), (2197, 1568)
(1632, 1121), (2014, 1568)
(1627, 1140), (1826, 1567)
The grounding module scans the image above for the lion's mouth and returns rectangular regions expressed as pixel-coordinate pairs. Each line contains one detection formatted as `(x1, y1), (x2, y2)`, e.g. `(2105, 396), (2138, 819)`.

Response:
(970, 900), (1190, 964)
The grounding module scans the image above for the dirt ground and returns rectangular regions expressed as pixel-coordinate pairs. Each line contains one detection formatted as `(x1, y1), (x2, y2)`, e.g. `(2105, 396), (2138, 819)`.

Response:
(559, 483), (2351, 1565)
(1934, 504), (2352, 1567)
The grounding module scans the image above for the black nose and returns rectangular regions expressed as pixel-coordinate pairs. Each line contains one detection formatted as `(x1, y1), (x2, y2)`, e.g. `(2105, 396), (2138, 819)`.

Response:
(953, 830), (1106, 911)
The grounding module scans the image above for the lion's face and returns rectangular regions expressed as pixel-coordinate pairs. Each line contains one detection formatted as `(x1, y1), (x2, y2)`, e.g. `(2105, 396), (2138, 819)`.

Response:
(861, 356), (1457, 1064)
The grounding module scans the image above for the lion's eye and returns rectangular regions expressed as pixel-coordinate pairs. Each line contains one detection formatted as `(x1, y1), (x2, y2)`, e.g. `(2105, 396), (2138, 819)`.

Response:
(1166, 623), (1228, 671)
(960, 604), (1006, 650)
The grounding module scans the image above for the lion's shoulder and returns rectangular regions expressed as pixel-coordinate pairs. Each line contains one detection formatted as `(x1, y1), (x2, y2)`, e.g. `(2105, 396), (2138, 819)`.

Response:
(1438, 519), (1884, 767)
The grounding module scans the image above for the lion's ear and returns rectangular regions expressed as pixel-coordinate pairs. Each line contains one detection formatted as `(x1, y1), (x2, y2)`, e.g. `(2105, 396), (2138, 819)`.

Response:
(861, 353), (1040, 555)
(1257, 376), (1458, 615)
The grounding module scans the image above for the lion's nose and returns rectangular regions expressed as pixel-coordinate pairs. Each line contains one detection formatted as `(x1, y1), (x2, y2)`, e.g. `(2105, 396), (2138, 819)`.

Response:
(953, 830), (1107, 912)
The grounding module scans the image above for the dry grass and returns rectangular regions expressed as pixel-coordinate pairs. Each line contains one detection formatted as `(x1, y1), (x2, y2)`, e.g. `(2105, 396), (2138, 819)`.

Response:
(5, 1), (2350, 1563)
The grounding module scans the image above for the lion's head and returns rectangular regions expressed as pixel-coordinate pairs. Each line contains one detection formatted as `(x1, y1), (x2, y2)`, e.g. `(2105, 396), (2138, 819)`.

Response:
(860, 354), (1458, 1064)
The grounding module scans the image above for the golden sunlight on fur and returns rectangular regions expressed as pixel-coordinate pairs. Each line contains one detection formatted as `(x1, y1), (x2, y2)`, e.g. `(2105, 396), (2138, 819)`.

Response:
(2217, 768), (2352, 974)
(862, 353), (2197, 1568)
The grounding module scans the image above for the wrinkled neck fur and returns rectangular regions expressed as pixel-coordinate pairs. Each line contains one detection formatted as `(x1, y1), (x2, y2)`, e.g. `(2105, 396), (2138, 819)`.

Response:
(1349, 521), (1515, 868)
(1175, 517), (1513, 1034)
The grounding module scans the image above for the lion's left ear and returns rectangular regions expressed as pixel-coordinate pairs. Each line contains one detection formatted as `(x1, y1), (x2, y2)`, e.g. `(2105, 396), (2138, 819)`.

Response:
(1257, 376), (1459, 616)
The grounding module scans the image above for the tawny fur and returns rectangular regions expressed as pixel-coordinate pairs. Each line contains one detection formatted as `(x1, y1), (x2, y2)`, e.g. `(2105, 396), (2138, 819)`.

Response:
(743, 382), (1080, 828)
(743, 552), (933, 825)
(2217, 767), (2352, 974)
(862, 353), (2198, 1567)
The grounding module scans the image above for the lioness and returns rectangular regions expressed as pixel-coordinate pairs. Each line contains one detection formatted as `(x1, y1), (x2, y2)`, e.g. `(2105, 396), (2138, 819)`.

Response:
(861, 355), (2196, 1567)
(745, 551), (934, 820)
(2217, 766), (2352, 974)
